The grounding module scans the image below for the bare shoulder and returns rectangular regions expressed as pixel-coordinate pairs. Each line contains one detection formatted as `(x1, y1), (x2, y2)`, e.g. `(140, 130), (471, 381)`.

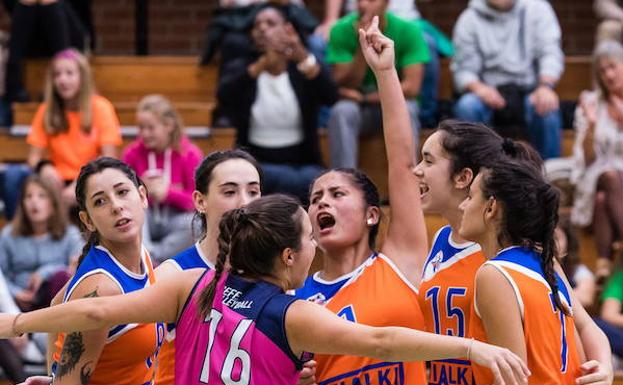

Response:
(66, 273), (122, 301)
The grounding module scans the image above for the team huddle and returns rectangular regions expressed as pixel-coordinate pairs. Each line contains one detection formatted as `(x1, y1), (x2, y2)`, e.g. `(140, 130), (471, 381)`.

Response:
(0, 18), (614, 385)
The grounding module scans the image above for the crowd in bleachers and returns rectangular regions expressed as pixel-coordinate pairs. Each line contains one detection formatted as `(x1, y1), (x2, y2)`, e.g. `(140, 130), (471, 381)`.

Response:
(0, 0), (623, 383)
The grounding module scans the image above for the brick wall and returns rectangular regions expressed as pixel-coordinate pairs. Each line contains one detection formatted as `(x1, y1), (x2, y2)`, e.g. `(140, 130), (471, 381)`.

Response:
(0, 0), (599, 56)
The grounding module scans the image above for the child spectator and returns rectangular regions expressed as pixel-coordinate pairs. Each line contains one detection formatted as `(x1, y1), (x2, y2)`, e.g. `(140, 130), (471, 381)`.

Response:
(123, 95), (202, 263)
(25, 48), (121, 210)
(452, 0), (564, 159)
(0, 174), (82, 312)
(218, 4), (337, 203)
(571, 40), (623, 278)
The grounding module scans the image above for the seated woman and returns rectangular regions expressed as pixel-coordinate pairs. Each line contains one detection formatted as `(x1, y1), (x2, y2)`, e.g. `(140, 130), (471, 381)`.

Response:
(0, 174), (82, 312)
(571, 40), (623, 278)
(217, 3), (337, 203)
(26, 48), (122, 209)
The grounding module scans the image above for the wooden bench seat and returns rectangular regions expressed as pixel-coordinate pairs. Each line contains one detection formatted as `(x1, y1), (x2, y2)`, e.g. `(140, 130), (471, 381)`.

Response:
(12, 101), (215, 126)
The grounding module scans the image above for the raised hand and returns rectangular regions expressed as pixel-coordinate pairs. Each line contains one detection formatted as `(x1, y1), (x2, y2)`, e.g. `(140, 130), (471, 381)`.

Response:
(357, 16), (394, 74)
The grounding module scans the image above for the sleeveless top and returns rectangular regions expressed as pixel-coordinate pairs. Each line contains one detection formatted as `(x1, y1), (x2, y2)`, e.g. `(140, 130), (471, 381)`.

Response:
(469, 247), (580, 385)
(53, 245), (164, 385)
(175, 270), (310, 385)
(417, 226), (485, 385)
(155, 243), (214, 385)
(314, 253), (428, 385)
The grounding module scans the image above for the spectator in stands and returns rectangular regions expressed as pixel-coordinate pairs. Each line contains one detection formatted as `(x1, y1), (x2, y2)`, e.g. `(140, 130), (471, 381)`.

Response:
(218, 4), (337, 203)
(596, 266), (623, 358)
(452, 0), (564, 160)
(317, 0), (452, 127)
(0, 30), (10, 128)
(555, 217), (596, 308)
(0, 174), (82, 312)
(201, 0), (319, 67)
(0, 266), (28, 383)
(24, 48), (121, 210)
(571, 40), (623, 278)
(594, 0), (623, 43)
(327, 0), (429, 168)
(2, 0), (93, 103)
(123, 95), (202, 263)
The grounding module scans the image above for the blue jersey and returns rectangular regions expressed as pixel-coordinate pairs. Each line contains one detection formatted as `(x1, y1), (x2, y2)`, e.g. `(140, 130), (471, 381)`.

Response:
(294, 254), (376, 304)
(176, 271), (312, 385)
(55, 245), (163, 385)
(63, 245), (160, 341)
(164, 242), (215, 272)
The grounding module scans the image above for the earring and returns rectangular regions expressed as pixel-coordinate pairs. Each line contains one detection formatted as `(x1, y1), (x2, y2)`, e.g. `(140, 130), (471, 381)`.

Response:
(367, 218), (374, 226)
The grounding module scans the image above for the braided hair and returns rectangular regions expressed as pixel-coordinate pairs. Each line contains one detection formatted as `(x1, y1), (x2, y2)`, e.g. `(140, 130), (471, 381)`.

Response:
(198, 194), (303, 317)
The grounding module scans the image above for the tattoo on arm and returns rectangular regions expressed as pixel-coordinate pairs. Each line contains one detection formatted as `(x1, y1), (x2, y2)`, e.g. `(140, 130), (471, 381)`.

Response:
(80, 361), (94, 385)
(83, 288), (99, 298)
(56, 332), (86, 378)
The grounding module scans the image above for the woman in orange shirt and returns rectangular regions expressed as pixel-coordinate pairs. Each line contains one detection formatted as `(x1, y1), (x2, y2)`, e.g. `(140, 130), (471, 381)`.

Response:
(26, 48), (122, 208)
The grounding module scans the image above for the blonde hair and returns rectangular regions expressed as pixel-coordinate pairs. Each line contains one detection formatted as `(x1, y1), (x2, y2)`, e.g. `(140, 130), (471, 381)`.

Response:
(43, 49), (94, 135)
(137, 94), (185, 151)
(593, 40), (623, 100)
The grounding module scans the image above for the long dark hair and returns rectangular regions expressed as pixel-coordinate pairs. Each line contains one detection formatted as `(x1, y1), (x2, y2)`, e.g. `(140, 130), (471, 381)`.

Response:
(198, 194), (303, 317)
(310, 168), (381, 249)
(480, 158), (567, 315)
(192, 150), (263, 240)
(437, 119), (543, 181)
(75, 157), (145, 265)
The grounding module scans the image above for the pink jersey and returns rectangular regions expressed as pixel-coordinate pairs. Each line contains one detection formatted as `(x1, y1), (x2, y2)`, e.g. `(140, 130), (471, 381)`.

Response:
(175, 270), (310, 385)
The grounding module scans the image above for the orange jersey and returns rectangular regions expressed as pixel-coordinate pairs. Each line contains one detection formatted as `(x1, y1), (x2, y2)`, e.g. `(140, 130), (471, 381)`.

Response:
(469, 247), (580, 385)
(417, 226), (485, 385)
(315, 253), (427, 385)
(53, 246), (164, 385)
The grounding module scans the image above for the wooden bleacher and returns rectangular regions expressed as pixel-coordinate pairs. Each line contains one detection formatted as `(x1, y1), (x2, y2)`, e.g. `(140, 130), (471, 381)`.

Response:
(0, 54), (599, 269)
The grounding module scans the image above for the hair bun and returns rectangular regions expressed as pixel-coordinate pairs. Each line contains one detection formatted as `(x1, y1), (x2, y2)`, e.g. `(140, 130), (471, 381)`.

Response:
(502, 138), (516, 156)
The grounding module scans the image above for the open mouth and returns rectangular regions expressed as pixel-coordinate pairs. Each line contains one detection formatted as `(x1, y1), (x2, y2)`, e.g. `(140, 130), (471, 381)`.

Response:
(115, 218), (131, 227)
(317, 212), (336, 231)
(420, 183), (430, 196)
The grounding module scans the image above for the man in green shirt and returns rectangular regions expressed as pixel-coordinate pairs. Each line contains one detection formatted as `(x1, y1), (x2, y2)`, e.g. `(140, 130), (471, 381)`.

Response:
(326, 0), (429, 168)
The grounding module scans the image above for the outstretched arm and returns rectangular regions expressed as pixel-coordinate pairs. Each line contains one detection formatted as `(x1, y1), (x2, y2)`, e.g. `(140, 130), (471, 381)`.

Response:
(1, 269), (203, 338)
(359, 17), (428, 284)
(286, 299), (529, 385)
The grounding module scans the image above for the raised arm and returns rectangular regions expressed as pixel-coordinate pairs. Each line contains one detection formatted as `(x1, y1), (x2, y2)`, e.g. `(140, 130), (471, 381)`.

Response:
(286, 299), (530, 385)
(1, 269), (204, 338)
(359, 17), (427, 283)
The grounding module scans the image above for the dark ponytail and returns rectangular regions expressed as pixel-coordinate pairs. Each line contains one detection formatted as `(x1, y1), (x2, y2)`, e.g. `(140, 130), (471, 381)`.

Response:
(481, 159), (568, 315)
(198, 208), (243, 317)
(437, 120), (543, 182)
(198, 194), (303, 318)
